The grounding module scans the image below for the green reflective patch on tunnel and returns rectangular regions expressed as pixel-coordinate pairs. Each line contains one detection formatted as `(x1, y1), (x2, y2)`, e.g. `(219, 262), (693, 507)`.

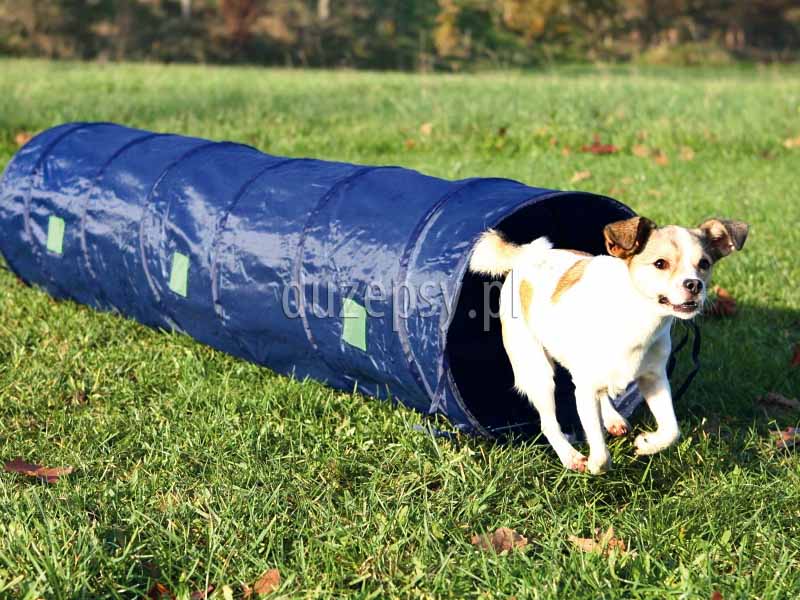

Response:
(342, 298), (367, 351)
(46, 216), (65, 255)
(169, 252), (189, 297)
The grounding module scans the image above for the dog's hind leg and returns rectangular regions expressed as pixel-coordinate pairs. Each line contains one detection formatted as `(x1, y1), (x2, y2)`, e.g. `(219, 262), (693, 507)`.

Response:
(601, 396), (631, 437)
(501, 315), (586, 471)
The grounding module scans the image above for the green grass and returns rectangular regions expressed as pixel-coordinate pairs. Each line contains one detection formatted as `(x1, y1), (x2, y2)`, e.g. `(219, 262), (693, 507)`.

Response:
(1, 59), (799, 599)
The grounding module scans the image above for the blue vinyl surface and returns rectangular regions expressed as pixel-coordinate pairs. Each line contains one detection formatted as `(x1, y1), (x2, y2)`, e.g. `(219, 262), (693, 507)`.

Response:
(0, 123), (649, 437)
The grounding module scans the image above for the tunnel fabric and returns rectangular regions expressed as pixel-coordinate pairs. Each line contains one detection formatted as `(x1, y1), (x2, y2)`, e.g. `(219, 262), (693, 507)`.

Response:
(0, 122), (654, 437)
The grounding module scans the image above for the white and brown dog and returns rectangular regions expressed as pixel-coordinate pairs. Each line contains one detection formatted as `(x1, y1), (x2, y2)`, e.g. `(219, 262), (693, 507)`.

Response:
(469, 216), (748, 474)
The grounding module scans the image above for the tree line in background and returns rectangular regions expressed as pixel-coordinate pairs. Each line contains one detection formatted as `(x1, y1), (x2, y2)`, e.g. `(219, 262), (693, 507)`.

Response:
(1, 0), (798, 68)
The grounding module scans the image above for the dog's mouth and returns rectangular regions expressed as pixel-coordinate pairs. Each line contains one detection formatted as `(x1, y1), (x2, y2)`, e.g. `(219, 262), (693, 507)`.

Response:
(658, 296), (699, 315)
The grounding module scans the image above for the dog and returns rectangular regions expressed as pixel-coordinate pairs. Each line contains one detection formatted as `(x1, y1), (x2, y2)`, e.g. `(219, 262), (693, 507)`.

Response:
(469, 216), (748, 474)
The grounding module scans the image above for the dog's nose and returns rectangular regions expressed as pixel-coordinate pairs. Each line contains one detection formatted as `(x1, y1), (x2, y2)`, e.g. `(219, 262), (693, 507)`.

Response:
(683, 278), (703, 295)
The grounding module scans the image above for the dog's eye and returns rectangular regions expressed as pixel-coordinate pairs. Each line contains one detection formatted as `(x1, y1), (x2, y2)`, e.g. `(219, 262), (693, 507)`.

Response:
(653, 259), (669, 270)
(698, 258), (710, 270)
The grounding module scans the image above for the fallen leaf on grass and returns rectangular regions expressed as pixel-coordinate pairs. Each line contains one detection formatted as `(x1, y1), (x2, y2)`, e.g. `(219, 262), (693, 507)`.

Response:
(756, 392), (800, 412)
(679, 146), (696, 161)
(147, 582), (175, 599)
(190, 585), (215, 599)
(581, 135), (619, 155)
(471, 527), (528, 553)
(403, 139), (416, 150)
(568, 526), (629, 556)
(652, 150), (669, 166)
(141, 560), (161, 580)
(419, 122), (433, 136)
(711, 591), (724, 600)
(632, 144), (650, 158)
(4, 458), (73, 483)
(570, 170), (592, 183)
(15, 131), (33, 146)
(705, 286), (737, 317)
(221, 586), (235, 600)
(253, 569), (281, 595)
(783, 135), (800, 149)
(790, 343), (800, 367)
(772, 427), (800, 449)
(561, 146), (571, 157)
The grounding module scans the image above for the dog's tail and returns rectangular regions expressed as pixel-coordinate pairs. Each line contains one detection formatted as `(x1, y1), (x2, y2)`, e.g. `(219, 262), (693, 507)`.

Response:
(469, 230), (552, 276)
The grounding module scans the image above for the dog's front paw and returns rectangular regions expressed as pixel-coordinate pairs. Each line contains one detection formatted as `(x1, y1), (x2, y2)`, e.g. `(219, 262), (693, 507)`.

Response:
(634, 434), (656, 455)
(587, 450), (612, 475)
(605, 416), (631, 437)
(560, 449), (588, 472)
(634, 431), (678, 455)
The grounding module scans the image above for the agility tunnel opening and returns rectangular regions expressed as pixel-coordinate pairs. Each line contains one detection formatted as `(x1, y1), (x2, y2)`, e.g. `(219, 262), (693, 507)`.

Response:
(445, 194), (638, 438)
(0, 122), (661, 440)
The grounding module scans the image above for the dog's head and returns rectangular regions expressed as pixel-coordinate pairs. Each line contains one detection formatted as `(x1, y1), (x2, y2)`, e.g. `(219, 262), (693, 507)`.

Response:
(603, 216), (749, 319)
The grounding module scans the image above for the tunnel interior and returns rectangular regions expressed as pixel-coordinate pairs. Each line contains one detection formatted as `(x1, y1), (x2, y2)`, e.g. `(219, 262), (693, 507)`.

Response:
(444, 193), (634, 439)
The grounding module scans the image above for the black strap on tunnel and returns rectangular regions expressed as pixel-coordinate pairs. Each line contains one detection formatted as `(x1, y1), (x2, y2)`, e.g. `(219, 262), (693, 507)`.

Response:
(666, 319), (702, 403)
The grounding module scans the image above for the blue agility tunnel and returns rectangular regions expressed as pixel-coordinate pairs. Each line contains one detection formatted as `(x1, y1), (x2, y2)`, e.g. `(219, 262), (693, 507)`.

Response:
(0, 122), (656, 438)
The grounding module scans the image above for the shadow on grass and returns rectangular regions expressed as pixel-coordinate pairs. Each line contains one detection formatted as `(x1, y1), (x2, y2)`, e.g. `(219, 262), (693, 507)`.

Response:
(427, 301), (799, 490)
(678, 303), (799, 425)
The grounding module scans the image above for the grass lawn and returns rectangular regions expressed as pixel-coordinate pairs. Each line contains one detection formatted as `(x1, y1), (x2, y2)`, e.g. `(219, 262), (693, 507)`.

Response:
(1, 59), (799, 599)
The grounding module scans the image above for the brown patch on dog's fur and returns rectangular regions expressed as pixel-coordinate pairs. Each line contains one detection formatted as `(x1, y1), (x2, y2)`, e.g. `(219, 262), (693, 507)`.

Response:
(552, 259), (590, 303)
(697, 219), (749, 261)
(519, 279), (534, 318)
(565, 249), (592, 257)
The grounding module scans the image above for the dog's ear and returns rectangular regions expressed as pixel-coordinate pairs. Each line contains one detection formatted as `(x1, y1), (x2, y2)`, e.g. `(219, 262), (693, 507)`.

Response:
(603, 216), (656, 259)
(698, 218), (749, 261)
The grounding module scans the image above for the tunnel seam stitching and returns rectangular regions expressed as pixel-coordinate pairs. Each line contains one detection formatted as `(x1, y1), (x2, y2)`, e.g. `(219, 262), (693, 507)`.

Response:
(162, 142), (243, 261)
(22, 122), (89, 246)
(293, 166), (389, 353)
(428, 178), (532, 434)
(161, 142), (255, 331)
(23, 123), (113, 293)
(0, 123), (86, 282)
(79, 132), (164, 305)
(209, 157), (299, 322)
(137, 140), (225, 320)
(395, 177), (506, 429)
